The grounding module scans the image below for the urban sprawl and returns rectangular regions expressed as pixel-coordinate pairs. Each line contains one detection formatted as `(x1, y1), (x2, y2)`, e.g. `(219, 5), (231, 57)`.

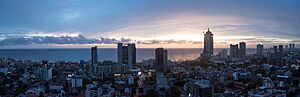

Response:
(0, 29), (300, 97)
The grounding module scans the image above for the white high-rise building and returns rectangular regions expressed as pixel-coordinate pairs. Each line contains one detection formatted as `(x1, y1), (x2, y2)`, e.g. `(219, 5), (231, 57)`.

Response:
(39, 66), (52, 81)
(117, 43), (136, 67)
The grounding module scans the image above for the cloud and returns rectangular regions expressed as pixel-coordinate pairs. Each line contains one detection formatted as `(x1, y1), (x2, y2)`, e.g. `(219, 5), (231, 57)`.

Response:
(0, 34), (203, 45)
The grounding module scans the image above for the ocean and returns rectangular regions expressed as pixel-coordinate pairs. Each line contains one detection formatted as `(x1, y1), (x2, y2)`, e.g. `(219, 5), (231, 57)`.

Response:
(0, 48), (256, 62)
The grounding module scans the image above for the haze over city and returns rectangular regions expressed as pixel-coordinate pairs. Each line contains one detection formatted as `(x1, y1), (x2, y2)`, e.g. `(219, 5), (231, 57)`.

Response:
(0, 0), (299, 48)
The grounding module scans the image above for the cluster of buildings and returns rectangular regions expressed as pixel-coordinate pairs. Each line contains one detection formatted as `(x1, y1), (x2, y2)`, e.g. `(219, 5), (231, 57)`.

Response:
(0, 28), (299, 97)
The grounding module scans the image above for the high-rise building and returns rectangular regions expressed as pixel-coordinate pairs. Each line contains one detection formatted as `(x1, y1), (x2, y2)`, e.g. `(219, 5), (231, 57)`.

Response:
(90, 46), (97, 76)
(155, 48), (168, 73)
(230, 44), (239, 58)
(91, 46), (97, 65)
(256, 44), (264, 56)
(292, 43), (295, 50)
(278, 45), (283, 54)
(117, 43), (136, 67)
(273, 46), (278, 54)
(38, 65), (52, 81)
(80, 60), (85, 70)
(239, 42), (246, 57)
(202, 28), (214, 58)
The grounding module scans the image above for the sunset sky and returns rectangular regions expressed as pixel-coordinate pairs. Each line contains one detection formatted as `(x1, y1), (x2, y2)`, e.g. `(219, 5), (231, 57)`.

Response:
(0, 0), (299, 48)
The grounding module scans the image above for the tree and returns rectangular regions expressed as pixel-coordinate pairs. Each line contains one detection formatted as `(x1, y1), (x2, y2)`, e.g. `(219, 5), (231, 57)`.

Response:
(168, 86), (181, 97)
(145, 89), (158, 97)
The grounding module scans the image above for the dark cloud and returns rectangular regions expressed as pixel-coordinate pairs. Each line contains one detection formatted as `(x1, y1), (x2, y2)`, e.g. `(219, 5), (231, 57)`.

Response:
(0, 34), (199, 45)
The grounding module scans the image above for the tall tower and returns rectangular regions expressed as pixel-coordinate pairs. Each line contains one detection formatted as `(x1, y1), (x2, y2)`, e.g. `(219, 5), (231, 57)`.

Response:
(90, 46), (97, 76)
(155, 48), (168, 73)
(117, 43), (136, 67)
(91, 46), (97, 66)
(230, 44), (239, 58)
(202, 28), (214, 57)
(256, 44), (264, 56)
(239, 42), (246, 57)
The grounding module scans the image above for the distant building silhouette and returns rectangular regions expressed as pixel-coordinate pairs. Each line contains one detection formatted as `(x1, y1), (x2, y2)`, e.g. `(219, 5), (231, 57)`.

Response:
(90, 46), (97, 76)
(155, 48), (168, 73)
(273, 46), (278, 54)
(118, 43), (136, 67)
(256, 44), (264, 56)
(292, 43), (295, 50)
(278, 45), (283, 55)
(230, 44), (239, 58)
(202, 28), (214, 58)
(239, 42), (246, 57)
(91, 46), (97, 65)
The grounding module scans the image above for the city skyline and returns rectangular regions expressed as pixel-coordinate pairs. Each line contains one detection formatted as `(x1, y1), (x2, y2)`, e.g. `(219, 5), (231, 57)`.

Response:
(0, 0), (300, 48)
(1, 1), (300, 97)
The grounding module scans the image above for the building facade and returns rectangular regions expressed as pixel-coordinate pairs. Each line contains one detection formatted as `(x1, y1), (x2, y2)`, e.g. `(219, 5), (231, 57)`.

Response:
(202, 28), (214, 58)
(256, 44), (264, 56)
(239, 42), (246, 57)
(230, 44), (239, 58)
(117, 43), (136, 67)
(155, 48), (168, 73)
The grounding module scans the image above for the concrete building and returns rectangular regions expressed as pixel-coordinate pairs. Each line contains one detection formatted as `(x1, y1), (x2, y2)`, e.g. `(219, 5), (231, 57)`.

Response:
(239, 42), (246, 57)
(117, 43), (136, 67)
(230, 44), (239, 58)
(90, 46), (97, 76)
(256, 44), (264, 56)
(70, 76), (83, 88)
(85, 83), (101, 97)
(155, 48), (168, 73)
(39, 66), (52, 81)
(156, 73), (169, 90)
(292, 43), (295, 50)
(273, 46), (278, 54)
(91, 46), (97, 66)
(279, 45), (283, 55)
(202, 28), (214, 58)
(94, 64), (130, 79)
(186, 79), (213, 97)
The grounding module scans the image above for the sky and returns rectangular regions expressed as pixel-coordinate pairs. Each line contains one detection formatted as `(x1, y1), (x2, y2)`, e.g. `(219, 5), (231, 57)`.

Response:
(0, 0), (299, 48)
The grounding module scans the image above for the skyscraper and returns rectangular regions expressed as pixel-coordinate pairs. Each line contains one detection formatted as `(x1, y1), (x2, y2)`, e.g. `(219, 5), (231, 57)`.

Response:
(202, 28), (214, 58)
(278, 45), (283, 54)
(239, 42), (246, 57)
(39, 62), (52, 81)
(91, 46), (97, 65)
(230, 44), (239, 58)
(90, 46), (97, 76)
(117, 43), (136, 67)
(155, 48), (168, 73)
(256, 44), (264, 56)
(292, 43), (295, 50)
(273, 46), (278, 54)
